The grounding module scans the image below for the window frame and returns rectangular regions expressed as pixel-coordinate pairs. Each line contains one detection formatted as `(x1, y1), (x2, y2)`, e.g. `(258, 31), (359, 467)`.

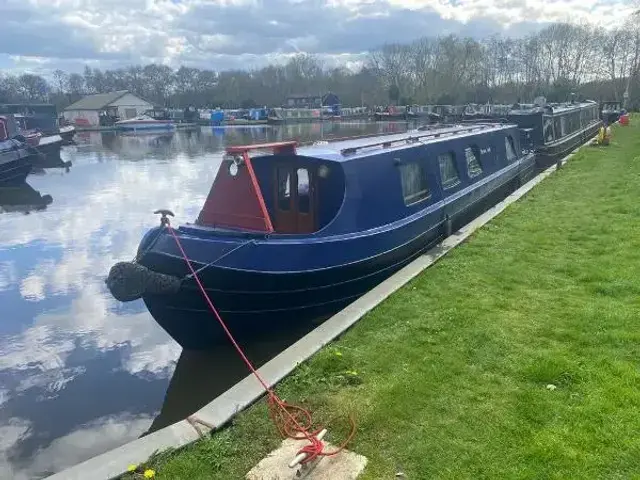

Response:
(464, 145), (483, 179)
(276, 166), (291, 211)
(505, 135), (518, 163)
(438, 151), (462, 190)
(296, 167), (311, 214)
(398, 161), (431, 206)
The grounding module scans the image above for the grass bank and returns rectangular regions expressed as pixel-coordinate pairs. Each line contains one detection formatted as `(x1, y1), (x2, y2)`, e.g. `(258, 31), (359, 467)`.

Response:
(128, 119), (640, 479)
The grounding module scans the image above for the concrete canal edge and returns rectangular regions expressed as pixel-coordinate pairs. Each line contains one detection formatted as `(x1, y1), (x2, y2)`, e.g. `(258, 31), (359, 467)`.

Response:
(46, 140), (593, 480)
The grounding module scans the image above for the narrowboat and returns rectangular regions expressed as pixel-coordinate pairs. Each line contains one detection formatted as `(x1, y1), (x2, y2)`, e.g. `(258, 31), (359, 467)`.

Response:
(14, 114), (64, 163)
(507, 100), (601, 169)
(0, 103), (75, 144)
(374, 105), (409, 121)
(463, 104), (512, 121)
(267, 108), (323, 124)
(59, 124), (76, 144)
(0, 116), (35, 186)
(32, 133), (64, 164)
(601, 102), (622, 125)
(408, 105), (442, 122)
(106, 122), (536, 350)
(339, 107), (370, 120)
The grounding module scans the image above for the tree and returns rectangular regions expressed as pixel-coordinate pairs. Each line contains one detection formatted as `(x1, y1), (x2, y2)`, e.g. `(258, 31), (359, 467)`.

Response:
(1, 22), (638, 110)
(18, 74), (48, 101)
(388, 84), (400, 105)
(68, 74), (84, 95)
(52, 70), (68, 94)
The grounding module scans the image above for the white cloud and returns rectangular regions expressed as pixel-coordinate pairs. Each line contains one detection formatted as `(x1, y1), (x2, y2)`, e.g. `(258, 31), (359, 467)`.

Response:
(0, 262), (17, 291)
(0, 137), (216, 476)
(0, 418), (32, 480)
(0, 0), (635, 74)
(0, 146), (211, 382)
(0, 413), (154, 479)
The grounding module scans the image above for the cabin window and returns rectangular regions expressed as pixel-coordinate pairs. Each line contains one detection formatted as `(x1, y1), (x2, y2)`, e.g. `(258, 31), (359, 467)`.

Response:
(125, 108), (137, 119)
(465, 146), (483, 178)
(277, 167), (291, 211)
(543, 117), (554, 142)
(505, 136), (517, 162)
(438, 152), (461, 189)
(297, 168), (310, 213)
(560, 116), (567, 137)
(554, 118), (562, 139)
(399, 162), (430, 205)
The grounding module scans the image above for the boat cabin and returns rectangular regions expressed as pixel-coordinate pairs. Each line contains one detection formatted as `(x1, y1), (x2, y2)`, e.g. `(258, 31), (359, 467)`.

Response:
(144, 108), (171, 121)
(0, 115), (20, 141)
(507, 101), (600, 147)
(195, 122), (530, 237)
(601, 102), (622, 124)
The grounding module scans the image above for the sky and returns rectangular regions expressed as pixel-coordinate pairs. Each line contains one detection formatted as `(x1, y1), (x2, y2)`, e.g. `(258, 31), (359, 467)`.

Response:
(0, 0), (637, 76)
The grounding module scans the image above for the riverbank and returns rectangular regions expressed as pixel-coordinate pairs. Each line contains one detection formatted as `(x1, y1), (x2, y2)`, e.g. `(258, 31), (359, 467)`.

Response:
(126, 119), (640, 479)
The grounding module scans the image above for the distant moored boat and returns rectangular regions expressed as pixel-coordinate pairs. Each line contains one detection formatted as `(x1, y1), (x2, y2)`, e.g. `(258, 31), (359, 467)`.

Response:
(115, 115), (175, 132)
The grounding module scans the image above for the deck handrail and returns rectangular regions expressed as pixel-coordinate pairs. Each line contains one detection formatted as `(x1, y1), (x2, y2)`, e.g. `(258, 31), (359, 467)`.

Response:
(339, 123), (499, 156)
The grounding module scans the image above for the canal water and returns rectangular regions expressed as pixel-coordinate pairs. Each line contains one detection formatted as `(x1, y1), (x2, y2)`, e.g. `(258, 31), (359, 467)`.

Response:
(0, 121), (409, 479)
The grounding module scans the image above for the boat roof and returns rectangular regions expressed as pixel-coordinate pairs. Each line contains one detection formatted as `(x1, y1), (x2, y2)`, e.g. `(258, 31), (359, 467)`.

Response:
(509, 100), (597, 115)
(295, 122), (514, 163)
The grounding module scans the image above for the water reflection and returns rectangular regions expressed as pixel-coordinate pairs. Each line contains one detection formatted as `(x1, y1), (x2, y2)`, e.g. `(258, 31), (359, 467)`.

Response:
(0, 121), (407, 478)
(0, 184), (53, 215)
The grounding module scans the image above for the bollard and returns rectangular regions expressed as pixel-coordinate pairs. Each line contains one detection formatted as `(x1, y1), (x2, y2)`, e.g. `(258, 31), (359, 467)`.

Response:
(289, 429), (328, 469)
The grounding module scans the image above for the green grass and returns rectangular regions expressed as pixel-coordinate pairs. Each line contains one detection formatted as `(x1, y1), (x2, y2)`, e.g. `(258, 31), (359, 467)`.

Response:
(126, 118), (640, 479)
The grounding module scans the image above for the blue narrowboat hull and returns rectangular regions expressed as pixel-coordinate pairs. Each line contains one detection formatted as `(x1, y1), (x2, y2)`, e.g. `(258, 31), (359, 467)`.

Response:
(138, 154), (534, 349)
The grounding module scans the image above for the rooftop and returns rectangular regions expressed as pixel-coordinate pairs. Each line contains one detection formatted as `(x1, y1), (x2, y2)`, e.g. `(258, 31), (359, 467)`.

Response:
(509, 100), (597, 115)
(295, 122), (512, 162)
(64, 90), (130, 111)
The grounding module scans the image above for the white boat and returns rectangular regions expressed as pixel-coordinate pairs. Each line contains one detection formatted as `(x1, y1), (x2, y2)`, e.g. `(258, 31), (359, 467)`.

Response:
(115, 115), (175, 132)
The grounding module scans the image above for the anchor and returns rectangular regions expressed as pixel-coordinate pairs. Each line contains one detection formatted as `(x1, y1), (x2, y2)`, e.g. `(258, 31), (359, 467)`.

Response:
(154, 209), (175, 226)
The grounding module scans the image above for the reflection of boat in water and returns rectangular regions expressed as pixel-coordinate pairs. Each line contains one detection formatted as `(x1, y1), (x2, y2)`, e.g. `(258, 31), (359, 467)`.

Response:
(144, 318), (322, 435)
(107, 123), (537, 350)
(101, 132), (175, 159)
(0, 182), (53, 214)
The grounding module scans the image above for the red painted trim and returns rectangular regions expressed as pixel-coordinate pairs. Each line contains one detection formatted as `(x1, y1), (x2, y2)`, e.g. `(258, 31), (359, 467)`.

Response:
(226, 141), (297, 154)
(243, 152), (275, 233)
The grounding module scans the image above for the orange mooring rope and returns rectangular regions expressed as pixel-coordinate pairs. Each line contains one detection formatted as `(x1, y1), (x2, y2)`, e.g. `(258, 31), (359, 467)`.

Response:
(166, 223), (355, 464)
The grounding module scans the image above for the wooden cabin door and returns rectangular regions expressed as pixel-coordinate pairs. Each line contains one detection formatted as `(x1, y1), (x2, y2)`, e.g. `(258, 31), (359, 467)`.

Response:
(273, 165), (317, 234)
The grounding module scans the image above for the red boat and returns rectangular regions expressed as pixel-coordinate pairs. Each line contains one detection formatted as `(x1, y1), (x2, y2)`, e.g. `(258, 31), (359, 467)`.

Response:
(14, 115), (42, 146)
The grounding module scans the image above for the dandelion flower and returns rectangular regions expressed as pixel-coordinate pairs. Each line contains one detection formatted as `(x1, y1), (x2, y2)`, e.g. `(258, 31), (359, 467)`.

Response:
(144, 469), (156, 478)
(127, 465), (137, 472)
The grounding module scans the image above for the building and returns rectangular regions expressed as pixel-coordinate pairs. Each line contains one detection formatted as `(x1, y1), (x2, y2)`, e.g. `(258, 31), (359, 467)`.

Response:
(284, 92), (340, 109)
(63, 90), (154, 127)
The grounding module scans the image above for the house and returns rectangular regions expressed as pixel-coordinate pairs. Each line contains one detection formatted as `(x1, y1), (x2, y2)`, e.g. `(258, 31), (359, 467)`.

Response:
(284, 92), (340, 109)
(63, 90), (154, 127)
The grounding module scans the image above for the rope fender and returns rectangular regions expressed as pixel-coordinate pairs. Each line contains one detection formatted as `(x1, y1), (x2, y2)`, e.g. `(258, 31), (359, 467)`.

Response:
(105, 261), (181, 302)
